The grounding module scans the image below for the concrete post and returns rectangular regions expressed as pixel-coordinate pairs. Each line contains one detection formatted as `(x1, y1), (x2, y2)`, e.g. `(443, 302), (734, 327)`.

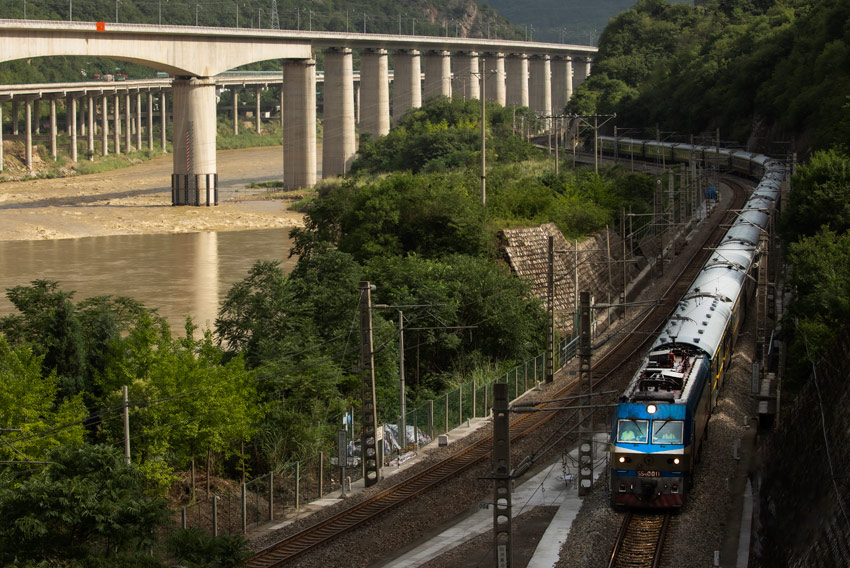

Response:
(87, 94), (95, 159)
(529, 55), (552, 117)
(584, 58), (592, 82)
(101, 95), (108, 156)
(283, 59), (317, 189)
(124, 93), (131, 151)
(392, 49), (421, 123)
(232, 88), (238, 135)
(0, 101), (4, 173)
(354, 83), (360, 124)
(506, 53), (529, 108)
(483, 52), (506, 106)
(33, 99), (40, 135)
(12, 100), (19, 135)
(423, 50), (451, 100)
(79, 98), (85, 138)
(135, 92), (142, 150)
(322, 48), (356, 178)
(49, 97), (57, 160)
(69, 96), (78, 162)
(171, 76), (218, 206)
(160, 92), (167, 152)
(24, 98), (32, 173)
(147, 92), (153, 150)
(255, 87), (261, 133)
(113, 93), (120, 154)
(452, 51), (479, 100)
(566, 57), (574, 103)
(359, 49), (390, 137)
(573, 57), (589, 89)
(551, 56), (570, 113)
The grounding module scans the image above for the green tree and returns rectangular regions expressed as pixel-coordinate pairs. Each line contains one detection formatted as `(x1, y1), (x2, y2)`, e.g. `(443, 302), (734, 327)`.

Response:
(784, 227), (850, 385)
(0, 337), (87, 463)
(781, 149), (850, 243)
(0, 444), (170, 566)
(100, 314), (262, 494)
(0, 280), (87, 398)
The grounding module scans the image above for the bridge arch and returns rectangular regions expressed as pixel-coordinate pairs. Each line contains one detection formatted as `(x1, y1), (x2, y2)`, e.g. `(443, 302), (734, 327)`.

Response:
(0, 21), (311, 76)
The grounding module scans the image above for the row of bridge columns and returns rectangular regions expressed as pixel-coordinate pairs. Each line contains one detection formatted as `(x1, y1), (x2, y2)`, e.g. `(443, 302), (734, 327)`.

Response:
(0, 89), (169, 174)
(1, 51), (591, 204)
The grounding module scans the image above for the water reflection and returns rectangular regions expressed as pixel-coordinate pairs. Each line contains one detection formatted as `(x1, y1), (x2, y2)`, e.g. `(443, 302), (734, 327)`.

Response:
(0, 228), (295, 333)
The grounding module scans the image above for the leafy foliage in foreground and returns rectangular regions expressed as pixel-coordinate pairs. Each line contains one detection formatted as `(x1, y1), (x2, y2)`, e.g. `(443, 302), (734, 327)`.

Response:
(0, 445), (169, 566)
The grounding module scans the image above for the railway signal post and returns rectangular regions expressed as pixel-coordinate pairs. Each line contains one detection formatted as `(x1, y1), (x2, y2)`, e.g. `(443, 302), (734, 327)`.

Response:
(577, 291), (594, 496)
(359, 281), (381, 487)
(492, 383), (512, 567)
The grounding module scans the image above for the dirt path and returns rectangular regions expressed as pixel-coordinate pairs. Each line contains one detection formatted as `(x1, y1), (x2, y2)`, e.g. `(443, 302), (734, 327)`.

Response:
(0, 146), (305, 241)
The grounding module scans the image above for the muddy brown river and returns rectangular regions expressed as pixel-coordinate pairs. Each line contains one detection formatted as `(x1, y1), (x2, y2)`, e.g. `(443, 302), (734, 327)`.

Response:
(0, 145), (305, 331)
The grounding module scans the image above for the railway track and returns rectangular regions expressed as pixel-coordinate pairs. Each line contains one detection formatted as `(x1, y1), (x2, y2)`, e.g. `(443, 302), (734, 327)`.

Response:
(607, 511), (671, 568)
(247, 177), (749, 567)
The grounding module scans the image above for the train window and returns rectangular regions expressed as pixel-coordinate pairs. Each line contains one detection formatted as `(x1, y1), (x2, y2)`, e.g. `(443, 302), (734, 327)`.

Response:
(651, 420), (684, 444)
(617, 420), (648, 443)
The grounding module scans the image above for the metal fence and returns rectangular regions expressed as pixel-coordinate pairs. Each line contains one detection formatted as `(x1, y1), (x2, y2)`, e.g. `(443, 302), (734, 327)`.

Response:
(174, 335), (578, 536)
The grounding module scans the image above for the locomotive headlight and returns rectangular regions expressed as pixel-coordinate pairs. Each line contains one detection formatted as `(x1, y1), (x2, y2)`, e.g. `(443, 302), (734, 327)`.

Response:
(619, 456), (626, 464)
(647, 404), (657, 414)
(673, 458), (680, 465)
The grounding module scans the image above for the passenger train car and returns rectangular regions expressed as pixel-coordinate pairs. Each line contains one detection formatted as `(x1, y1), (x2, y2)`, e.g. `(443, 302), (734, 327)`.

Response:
(607, 140), (785, 508)
(597, 136), (771, 179)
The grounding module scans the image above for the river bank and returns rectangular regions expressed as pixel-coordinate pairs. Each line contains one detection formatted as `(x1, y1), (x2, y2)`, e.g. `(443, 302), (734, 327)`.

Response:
(0, 146), (305, 241)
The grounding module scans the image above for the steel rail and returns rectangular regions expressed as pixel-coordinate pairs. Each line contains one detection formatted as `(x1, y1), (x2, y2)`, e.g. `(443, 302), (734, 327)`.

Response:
(607, 511), (671, 568)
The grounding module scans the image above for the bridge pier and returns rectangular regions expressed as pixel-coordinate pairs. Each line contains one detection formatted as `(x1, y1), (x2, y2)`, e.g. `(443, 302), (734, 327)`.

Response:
(423, 50), (452, 100)
(453, 51), (480, 100)
(100, 94), (109, 156)
(283, 59), (317, 189)
(506, 53), (529, 108)
(171, 76), (218, 206)
(392, 49), (421, 123)
(87, 94), (95, 159)
(530, 54), (552, 118)
(322, 48), (355, 178)
(483, 52), (506, 106)
(573, 57), (590, 89)
(0, 97), (6, 173)
(360, 49), (390, 138)
(552, 56), (571, 113)
(113, 93), (121, 155)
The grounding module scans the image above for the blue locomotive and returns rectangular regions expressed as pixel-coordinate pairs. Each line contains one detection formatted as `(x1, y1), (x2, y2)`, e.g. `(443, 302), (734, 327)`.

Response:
(608, 140), (784, 508)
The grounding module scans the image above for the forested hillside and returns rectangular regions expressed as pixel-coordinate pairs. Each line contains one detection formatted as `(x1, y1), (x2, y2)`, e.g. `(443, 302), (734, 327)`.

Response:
(568, 0), (850, 154)
(0, 0), (520, 83)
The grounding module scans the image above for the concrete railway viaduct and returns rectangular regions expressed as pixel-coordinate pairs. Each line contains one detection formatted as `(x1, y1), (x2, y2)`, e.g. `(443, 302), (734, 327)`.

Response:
(0, 20), (596, 205)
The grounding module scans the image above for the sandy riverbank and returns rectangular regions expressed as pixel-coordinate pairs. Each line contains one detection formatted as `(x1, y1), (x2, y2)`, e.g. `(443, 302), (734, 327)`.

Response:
(0, 146), (305, 241)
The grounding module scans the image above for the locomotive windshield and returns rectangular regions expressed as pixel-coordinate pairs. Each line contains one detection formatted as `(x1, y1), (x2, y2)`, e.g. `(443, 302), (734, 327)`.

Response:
(617, 420), (648, 443)
(651, 420), (684, 444)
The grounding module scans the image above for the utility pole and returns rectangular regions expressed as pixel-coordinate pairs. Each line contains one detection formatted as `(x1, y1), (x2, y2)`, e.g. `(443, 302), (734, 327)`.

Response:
(122, 385), (131, 465)
(359, 281), (381, 487)
(566, 113), (616, 173)
(546, 236), (555, 383)
(492, 383), (512, 567)
(480, 58), (487, 206)
(577, 291), (593, 496)
(398, 310), (406, 451)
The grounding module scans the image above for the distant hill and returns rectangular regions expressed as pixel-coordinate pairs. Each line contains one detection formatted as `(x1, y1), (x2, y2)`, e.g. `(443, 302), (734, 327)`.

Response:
(482, 0), (636, 44)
